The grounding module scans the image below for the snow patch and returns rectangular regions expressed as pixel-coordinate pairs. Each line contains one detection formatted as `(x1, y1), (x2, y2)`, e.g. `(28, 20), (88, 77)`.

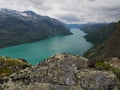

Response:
(20, 13), (27, 17)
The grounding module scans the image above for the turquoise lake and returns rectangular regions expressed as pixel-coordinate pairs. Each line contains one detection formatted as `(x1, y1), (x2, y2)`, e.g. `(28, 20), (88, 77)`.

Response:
(0, 28), (93, 65)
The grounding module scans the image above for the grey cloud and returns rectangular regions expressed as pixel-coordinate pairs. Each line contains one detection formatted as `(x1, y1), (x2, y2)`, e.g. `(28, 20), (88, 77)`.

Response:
(87, 0), (96, 2)
(28, 0), (44, 5)
(0, 0), (53, 11)
(0, 0), (120, 23)
(25, 0), (52, 11)
(22, 0), (53, 11)
(57, 15), (83, 23)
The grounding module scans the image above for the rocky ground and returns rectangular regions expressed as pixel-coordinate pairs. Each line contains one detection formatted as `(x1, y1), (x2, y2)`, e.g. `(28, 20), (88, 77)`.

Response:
(0, 57), (31, 77)
(0, 53), (120, 90)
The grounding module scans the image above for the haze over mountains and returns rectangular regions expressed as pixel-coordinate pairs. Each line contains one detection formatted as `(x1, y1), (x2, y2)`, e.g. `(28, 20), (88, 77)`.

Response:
(1, 20), (120, 89)
(0, 9), (120, 90)
(0, 8), (72, 48)
(0, 0), (120, 89)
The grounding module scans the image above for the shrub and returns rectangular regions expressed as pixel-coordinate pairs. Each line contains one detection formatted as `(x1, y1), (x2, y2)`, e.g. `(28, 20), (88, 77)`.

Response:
(111, 68), (120, 79)
(95, 61), (111, 70)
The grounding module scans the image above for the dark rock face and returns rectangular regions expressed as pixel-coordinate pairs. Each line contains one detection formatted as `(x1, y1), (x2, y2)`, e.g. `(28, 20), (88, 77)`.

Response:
(84, 21), (120, 62)
(83, 21), (120, 83)
(0, 9), (72, 48)
(104, 21), (120, 58)
(80, 23), (117, 44)
(0, 53), (120, 90)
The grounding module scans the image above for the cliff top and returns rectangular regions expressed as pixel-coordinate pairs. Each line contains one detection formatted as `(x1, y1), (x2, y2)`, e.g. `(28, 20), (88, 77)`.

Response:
(0, 53), (120, 90)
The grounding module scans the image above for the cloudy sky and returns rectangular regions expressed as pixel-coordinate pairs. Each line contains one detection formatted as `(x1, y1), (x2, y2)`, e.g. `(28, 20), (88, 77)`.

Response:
(0, 0), (120, 24)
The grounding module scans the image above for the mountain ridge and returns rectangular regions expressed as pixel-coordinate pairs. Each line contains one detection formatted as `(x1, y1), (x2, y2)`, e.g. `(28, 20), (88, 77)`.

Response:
(80, 23), (117, 44)
(83, 21), (120, 71)
(0, 21), (120, 89)
(0, 8), (72, 48)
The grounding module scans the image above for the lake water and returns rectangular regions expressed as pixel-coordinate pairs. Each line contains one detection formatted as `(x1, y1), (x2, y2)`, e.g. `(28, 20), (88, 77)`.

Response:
(0, 28), (93, 65)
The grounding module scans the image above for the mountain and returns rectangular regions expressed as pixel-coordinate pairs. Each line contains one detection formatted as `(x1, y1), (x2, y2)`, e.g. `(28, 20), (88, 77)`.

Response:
(80, 23), (107, 34)
(66, 24), (81, 28)
(84, 21), (120, 69)
(0, 53), (120, 90)
(103, 21), (120, 58)
(80, 23), (117, 44)
(0, 8), (72, 48)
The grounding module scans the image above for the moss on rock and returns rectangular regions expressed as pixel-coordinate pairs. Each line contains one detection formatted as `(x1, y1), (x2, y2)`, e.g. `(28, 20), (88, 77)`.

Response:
(0, 56), (31, 77)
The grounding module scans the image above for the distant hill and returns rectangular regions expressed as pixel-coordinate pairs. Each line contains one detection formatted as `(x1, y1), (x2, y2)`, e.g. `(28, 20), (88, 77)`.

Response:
(66, 24), (81, 28)
(0, 8), (72, 48)
(104, 21), (120, 58)
(84, 21), (120, 63)
(80, 23), (117, 44)
(80, 23), (107, 34)
(0, 19), (120, 89)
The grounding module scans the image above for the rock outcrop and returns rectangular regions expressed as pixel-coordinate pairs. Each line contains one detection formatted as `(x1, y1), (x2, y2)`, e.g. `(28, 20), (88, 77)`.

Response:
(0, 57), (31, 77)
(0, 53), (120, 90)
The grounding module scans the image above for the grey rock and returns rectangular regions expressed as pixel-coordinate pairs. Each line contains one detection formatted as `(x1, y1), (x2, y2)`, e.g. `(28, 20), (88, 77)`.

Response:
(0, 53), (120, 90)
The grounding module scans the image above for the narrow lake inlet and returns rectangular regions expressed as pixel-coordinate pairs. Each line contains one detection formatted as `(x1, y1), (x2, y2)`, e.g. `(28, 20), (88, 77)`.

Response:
(0, 28), (93, 65)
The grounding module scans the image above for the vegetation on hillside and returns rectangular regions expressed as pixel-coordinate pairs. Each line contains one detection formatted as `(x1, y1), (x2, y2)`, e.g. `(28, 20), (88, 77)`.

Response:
(0, 57), (31, 77)
(83, 21), (120, 80)
(80, 23), (117, 44)
(0, 9), (72, 48)
(84, 21), (120, 60)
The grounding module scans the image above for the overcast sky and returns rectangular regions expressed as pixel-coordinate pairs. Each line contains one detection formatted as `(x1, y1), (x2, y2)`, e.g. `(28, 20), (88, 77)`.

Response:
(0, 0), (120, 24)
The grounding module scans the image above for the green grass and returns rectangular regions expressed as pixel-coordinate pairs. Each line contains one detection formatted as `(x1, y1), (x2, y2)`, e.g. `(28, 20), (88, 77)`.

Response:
(0, 56), (31, 77)
(111, 68), (120, 79)
(0, 68), (13, 77)
(95, 61), (120, 79)
(95, 61), (111, 71)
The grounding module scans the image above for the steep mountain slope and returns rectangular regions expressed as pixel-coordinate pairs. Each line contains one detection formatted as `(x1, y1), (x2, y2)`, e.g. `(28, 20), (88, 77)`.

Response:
(0, 9), (72, 48)
(84, 21), (120, 66)
(66, 24), (81, 28)
(80, 23), (106, 34)
(103, 21), (120, 58)
(0, 53), (120, 90)
(80, 23), (117, 44)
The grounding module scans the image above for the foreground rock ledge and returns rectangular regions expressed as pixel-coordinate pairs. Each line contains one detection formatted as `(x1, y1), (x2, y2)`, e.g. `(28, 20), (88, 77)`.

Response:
(0, 53), (120, 90)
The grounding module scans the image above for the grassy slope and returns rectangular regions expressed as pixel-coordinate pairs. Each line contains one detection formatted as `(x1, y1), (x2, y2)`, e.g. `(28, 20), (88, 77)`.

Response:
(0, 57), (31, 77)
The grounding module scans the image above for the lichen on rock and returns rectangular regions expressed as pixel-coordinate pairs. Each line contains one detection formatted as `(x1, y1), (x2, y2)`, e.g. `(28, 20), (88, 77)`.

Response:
(0, 53), (120, 90)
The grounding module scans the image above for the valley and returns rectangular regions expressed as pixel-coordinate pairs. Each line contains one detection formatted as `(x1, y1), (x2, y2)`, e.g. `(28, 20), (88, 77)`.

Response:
(0, 29), (93, 65)
(0, 1), (120, 89)
(0, 9), (72, 48)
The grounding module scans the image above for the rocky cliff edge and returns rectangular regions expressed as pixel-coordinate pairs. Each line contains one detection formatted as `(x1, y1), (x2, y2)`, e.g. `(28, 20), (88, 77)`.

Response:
(0, 53), (120, 90)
